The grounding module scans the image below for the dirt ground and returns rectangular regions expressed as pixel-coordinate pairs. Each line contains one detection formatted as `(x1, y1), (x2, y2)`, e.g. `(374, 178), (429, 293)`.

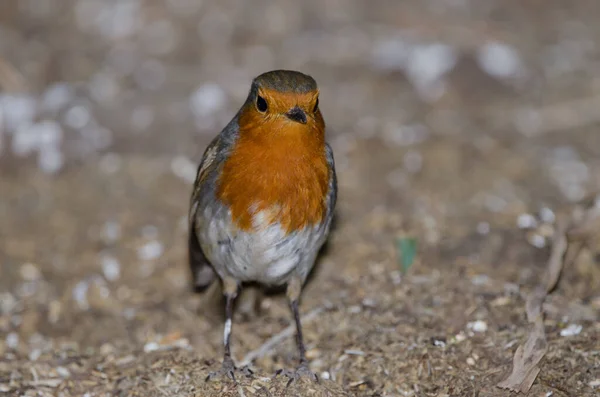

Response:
(1, 1), (600, 396)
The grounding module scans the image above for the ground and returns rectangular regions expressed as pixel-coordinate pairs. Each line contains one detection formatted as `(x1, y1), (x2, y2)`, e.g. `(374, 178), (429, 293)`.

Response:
(1, 1), (600, 396)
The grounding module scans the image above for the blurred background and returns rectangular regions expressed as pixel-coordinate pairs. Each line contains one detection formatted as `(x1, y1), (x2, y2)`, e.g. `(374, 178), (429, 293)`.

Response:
(1, 1), (599, 396)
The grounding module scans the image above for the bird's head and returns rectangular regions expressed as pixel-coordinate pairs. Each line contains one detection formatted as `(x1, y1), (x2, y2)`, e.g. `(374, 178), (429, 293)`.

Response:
(238, 70), (324, 142)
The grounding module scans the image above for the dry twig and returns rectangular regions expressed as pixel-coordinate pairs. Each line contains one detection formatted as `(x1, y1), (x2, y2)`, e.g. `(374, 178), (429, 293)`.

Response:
(497, 196), (599, 393)
(239, 306), (324, 367)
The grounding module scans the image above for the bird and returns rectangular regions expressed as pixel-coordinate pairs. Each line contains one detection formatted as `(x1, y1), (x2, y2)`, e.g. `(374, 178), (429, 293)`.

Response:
(188, 69), (337, 384)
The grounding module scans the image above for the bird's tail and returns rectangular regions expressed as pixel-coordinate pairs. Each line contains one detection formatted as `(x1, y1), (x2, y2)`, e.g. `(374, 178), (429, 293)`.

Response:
(188, 222), (216, 292)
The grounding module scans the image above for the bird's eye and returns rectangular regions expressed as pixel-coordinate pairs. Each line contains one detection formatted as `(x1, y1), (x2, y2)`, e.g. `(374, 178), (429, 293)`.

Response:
(313, 97), (319, 113)
(256, 95), (268, 112)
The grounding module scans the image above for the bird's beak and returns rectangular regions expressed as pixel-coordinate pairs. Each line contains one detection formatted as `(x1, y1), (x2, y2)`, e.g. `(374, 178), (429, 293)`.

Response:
(285, 106), (307, 124)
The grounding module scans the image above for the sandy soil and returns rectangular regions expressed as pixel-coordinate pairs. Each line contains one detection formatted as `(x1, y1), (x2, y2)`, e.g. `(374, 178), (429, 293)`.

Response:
(1, 1), (599, 396)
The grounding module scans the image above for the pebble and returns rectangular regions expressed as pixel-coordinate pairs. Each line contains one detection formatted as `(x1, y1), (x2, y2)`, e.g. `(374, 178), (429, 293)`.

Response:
(101, 220), (121, 243)
(6, 332), (19, 349)
(347, 305), (361, 314)
(38, 146), (64, 174)
(190, 82), (227, 118)
(539, 207), (556, 224)
(466, 357), (476, 366)
(0, 292), (16, 314)
(517, 213), (538, 229)
(64, 105), (92, 129)
(56, 366), (70, 378)
(476, 41), (523, 79)
(404, 43), (457, 101)
(28, 349), (42, 361)
(171, 156), (197, 184)
(0, 94), (36, 133)
(20, 263), (42, 281)
(143, 342), (160, 353)
(467, 320), (488, 333)
(560, 324), (582, 337)
(41, 82), (74, 113)
(72, 280), (90, 310)
(12, 125), (41, 157)
(476, 222), (490, 235)
(470, 275), (490, 286)
(101, 255), (121, 281)
(137, 240), (164, 261)
(527, 232), (546, 249)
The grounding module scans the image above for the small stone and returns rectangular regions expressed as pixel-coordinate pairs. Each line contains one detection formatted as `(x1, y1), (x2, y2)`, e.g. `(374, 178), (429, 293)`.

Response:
(347, 305), (361, 314)
(471, 275), (490, 286)
(64, 105), (92, 129)
(101, 221), (121, 243)
(144, 342), (160, 353)
(0, 292), (16, 314)
(539, 207), (556, 224)
(476, 222), (490, 235)
(6, 333), (19, 349)
(527, 232), (546, 248)
(560, 324), (582, 337)
(20, 263), (42, 281)
(56, 366), (70, 378)
(38, 147), (64, 174)
(466, 357), (476, 366)
(454, 331), (467, 342)
(390, 270), (402, 286)
(190, 82), (227, 118)
(28, 349), (41, 361)
(101, 255), (121, 282)
(467, 320), (488, 333)
(72, 280), (90, 310)
(589, 379), (600, 388)
(517, 213), (537, 229)
(476, 41), (523, 79)
(138, 240), (164, 261)
(171, 156), (197, 184)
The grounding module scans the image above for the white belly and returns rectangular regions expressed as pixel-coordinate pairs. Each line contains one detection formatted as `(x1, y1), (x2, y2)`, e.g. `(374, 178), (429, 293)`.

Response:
(198, 207), (326, 285)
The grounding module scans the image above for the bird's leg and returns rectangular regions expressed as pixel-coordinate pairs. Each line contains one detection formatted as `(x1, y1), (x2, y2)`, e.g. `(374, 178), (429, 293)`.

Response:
(206, 278), (253, 382)
(275, 277), (319, 386)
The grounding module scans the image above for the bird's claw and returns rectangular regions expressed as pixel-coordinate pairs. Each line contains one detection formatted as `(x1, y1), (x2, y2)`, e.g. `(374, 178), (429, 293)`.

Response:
(274, 362), (319, 388)
(205, 357), (254, 384)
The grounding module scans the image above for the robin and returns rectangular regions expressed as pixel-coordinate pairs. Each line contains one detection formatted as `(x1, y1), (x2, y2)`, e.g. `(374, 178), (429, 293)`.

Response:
(188, 70), (337, 383)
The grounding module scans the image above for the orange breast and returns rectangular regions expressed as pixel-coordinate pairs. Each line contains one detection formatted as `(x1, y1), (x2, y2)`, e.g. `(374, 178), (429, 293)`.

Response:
(216, 112), (329, 235)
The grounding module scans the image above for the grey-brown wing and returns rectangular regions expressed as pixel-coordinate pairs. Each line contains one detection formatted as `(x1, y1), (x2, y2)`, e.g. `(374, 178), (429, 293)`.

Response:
(188, 136), (221, 291)
(324, 142), (337, 222)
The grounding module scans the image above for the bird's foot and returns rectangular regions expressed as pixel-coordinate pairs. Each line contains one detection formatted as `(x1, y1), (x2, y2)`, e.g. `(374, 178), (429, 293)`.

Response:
(274, 361), (319, 388)
(205, 356), (254, 384)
